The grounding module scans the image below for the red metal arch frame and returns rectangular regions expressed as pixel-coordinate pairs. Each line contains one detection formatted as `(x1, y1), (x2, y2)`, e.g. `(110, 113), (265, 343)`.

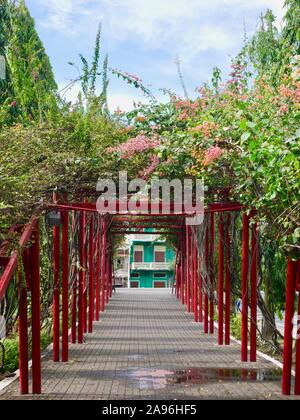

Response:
(0, 200), (299, 396)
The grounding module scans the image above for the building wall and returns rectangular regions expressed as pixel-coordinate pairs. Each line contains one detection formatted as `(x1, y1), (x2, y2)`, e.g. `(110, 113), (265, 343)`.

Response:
(130, 241), (175, 264)
(130, 270), (174, 288)
(129, 240), (175, 289)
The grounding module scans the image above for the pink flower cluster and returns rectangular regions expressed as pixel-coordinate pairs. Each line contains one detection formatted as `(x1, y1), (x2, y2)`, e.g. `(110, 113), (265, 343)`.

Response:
(227, 62), (246, 92)
(175, 100), (198, 112)
(279, 84), (300, 103)
(277, 104), (289, 116)
(139, 156), (160, 179)
(203, 146), (224, 166)
(111, 68), (143, 84)
(124, 72), (142, 84)
(190, 121), (219, 137)
(279, 85), (295, 99)
(178, 110), (189, 121)
(175, 99), (202, 121)
(196, 86), (209, 98)
(107, 135), (160, 159)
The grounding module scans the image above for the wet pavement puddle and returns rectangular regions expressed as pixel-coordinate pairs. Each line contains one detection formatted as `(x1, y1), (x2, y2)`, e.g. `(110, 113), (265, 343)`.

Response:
(97, 367), (282, 390)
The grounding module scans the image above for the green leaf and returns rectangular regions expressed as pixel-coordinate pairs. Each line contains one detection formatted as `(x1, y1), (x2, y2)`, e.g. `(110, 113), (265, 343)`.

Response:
(249, 140), (256, 151)
(240, 120), (247, 130)
(241, 132), (251, 142)
(247, 121), (257, 129)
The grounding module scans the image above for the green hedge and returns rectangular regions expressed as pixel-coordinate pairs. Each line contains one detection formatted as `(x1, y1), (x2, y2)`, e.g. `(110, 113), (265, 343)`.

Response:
(1, 331), (52, 374)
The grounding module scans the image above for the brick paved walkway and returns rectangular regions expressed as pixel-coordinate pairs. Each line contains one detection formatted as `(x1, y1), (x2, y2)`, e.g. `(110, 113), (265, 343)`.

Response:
(0, 289), (298, 400)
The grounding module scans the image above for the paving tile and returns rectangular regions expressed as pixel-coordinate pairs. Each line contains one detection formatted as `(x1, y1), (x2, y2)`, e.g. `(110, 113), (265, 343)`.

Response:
(0, 289), (298, 400)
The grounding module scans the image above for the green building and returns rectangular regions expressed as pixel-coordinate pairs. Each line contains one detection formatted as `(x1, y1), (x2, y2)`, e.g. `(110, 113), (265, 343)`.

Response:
(129, 232), (176, 289)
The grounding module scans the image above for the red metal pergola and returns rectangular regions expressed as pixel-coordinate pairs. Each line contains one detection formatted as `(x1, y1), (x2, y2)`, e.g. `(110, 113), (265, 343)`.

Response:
(0, 198), (299, 396)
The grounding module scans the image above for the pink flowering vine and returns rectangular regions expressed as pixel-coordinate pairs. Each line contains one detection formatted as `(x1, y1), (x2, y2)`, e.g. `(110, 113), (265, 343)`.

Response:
(203, 146), (224, 166)
(107, 135), (160, 159)
(190, 121), (219, 137)
(139, 156), (160, 179)
(175, 100), (199, 111)
(278, 84), (300, 104)
(226, 61), (246, 93)
(277, 104), (289, 116)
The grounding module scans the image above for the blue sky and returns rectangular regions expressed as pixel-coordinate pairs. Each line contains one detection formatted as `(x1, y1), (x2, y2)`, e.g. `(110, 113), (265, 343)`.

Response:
(26, 0), (286, 111)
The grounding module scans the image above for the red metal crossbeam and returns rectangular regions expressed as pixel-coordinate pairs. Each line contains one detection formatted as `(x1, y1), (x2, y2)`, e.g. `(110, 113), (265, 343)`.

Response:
(112, 216), (185, 223)
(49, 201), (243, 217)
(208, 203), (244, 213)
(49, 203), (198, 217)
(111, 224), (182, 229)
(111, 231), (181, 236)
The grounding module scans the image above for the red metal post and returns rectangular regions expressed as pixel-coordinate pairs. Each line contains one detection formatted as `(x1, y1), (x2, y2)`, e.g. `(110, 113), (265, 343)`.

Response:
(106, 250), (110, 304)
(186, 227), (191, 312)
(88, 216), (95, 333)
(30, 223), (41, 394)
(52, 223), (60, 362)
(101, 219), (107, 312)
(61, 209), (69, 362)
(250, 220), (258, 362)
(204, 226), (209, 334)
(225, 215), (231, 346)
(180, 233), (185, 305)
(110, 253), (113, 298)
(71, 281), (77, 344)
(199, 271), (203, 323)
(193, 235), (198, 322)
(177, 262), (181, 299)
(78, 212), (84, 344)
(210, 213), (215, 335)
(191, 235), (194, 315)
(83, 212), (88, 334)
(218, 214), (224, 345)
(71, 212), (77, 344)
(282, 259), (297, 395)
(95, 219), (101, 321)
(241, 213), (249, 362)
(295, 281), (300, 395)
(18, 265), (29, 395)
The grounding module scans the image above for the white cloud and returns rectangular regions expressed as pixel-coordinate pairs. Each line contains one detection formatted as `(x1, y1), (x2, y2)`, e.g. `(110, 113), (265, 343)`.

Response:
(38, 0), (286, 62)
(41, 0), (286, 99)
(181, 25), (239, 61)
(40, 0), (286, 34)
(39, 0), (101, 33)
(108, 92), (142, 112)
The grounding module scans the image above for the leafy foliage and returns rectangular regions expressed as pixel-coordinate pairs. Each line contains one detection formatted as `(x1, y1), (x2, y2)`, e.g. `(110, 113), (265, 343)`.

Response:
(0, 0), (58, 126)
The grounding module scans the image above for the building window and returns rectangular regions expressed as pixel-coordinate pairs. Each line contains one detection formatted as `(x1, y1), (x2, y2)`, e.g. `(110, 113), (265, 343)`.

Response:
(134, 246), (144, 263)
(131, 273), (140, 278)
(153, 273), (167, 279)
(154, 246), (166, 263)
(153, 281), (166, 289)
